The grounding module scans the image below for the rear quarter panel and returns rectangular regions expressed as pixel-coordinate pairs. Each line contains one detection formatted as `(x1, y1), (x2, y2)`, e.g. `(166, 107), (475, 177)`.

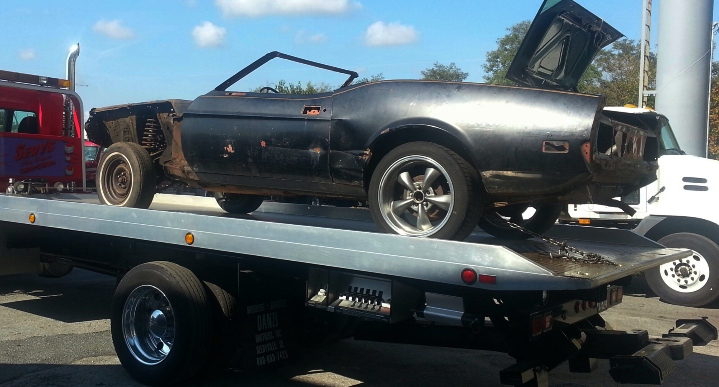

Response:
(331, 81), (603, 197)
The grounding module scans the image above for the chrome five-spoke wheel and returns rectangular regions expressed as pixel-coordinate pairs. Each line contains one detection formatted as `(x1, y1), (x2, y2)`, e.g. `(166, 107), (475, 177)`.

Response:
(377, 155), (454, 236)
(369, 142), (482, 241)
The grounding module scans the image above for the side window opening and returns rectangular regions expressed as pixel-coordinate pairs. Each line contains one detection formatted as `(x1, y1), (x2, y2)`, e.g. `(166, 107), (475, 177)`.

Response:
(11, 111), (38, 134)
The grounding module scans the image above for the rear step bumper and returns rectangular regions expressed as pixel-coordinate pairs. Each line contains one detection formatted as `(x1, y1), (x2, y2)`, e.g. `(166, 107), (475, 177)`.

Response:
(501, 318), (717, 386)
(599, 318), (715, 384)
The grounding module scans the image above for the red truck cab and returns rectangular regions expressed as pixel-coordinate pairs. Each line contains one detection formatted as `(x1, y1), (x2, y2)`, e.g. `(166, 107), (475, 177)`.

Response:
(0, 70), (85, 193)
(84, 140), (102, 186)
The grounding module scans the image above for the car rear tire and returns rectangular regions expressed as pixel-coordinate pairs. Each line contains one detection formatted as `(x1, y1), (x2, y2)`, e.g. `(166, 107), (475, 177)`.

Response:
(214, 192), (264, 214)
(645, 232), (719, 307)
(111, 261), (212, 386)
(97, 142), (156, 208)
(478, 204), (562, 240)
(369, 142), (482, 240)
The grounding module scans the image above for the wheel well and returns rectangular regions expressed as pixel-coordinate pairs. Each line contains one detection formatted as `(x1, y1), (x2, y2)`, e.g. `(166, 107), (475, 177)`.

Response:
(645, 216), (719, 246)
(363, 126), (478, 192)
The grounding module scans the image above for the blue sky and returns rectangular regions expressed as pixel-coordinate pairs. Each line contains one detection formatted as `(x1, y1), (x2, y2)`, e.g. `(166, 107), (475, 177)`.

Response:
(3, 0), (718, 118)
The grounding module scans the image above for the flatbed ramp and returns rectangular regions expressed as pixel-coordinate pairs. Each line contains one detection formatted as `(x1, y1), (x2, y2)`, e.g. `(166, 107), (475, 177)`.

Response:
(0, 194), (687, 291)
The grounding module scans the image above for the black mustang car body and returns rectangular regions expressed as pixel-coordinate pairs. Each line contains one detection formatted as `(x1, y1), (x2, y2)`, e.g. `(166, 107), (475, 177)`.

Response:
(86, 0), (659, 240)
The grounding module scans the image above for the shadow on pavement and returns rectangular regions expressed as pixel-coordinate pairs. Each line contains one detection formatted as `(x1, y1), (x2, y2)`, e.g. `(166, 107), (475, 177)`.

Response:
(0, 270), (114, 323)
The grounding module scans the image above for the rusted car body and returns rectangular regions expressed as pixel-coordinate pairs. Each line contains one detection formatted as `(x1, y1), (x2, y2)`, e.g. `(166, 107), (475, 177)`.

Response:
(85, 0), (659, 240)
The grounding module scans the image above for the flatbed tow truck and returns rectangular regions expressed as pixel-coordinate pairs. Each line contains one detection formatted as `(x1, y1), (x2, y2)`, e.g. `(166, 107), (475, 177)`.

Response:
(0, 193), (716, 387)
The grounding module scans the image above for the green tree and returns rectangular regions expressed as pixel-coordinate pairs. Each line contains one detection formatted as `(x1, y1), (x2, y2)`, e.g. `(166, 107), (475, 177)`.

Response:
(421, 63), (468, 82)
(482, 21), (531, 86)
(354, 73), (385, 84)
(591, 39), (657, 107)
(253, 80), (334, 94)
(709, 61), (719, 159)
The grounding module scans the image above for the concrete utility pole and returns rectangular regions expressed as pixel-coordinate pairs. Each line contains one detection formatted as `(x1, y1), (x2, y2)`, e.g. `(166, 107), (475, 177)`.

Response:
(637, 0), (652, 108)
(655, 0), (714, 157)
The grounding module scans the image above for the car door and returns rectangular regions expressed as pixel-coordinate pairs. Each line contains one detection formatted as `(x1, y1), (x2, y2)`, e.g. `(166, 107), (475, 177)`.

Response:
(182, 91), (333, 185)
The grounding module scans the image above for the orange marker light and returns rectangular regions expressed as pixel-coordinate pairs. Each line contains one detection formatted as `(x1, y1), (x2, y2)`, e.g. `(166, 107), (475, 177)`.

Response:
(29, 213), (36, 223)
(185, 232), (195, 245)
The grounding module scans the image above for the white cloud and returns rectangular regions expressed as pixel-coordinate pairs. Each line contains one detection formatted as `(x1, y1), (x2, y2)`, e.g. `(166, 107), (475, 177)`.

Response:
(93, 20), (135, 40)
(19, 49), (36, 61)
(192, 22), (227, 48)
(296, 30), (327, 44)
(364, 21), (418, 47)
(216, 0), (361, 17)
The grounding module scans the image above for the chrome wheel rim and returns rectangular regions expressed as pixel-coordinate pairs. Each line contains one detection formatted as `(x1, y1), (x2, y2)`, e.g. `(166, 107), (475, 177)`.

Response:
(658, 250), (710, 293)
(377, 155), (454, 237)
(122, 285), (175, 365)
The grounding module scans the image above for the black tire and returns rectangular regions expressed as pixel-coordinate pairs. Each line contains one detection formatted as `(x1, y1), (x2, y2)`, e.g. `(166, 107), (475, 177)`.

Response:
(97, 142), (156, 208)
(368, 142), (482, 240)
(201, 281), (239, 371)
(478, 204), (563, 240)
(111, 262), (212, 386)
(214, 192), (264, 214)
(645, 233), (719, 307)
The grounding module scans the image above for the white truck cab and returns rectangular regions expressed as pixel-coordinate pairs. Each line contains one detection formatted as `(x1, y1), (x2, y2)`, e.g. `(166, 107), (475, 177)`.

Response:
(568, 106), (719, 307)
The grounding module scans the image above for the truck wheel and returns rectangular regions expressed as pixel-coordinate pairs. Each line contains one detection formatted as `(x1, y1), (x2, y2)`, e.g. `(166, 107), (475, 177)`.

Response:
(478, 204), (562, 240)
(97, 142), (156, 208)
(111, 262), (211, 386)
(201, 281), (239, 370)
(214, 192), (264, 214)
(369, 142), (482, 240)
(645, 233), (719, 307)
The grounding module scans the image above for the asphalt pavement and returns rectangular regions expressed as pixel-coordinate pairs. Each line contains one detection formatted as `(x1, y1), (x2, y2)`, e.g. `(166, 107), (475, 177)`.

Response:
(2, 268), (719, 387)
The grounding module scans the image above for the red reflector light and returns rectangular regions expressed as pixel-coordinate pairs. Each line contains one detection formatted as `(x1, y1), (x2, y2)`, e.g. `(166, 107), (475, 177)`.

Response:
(581, 301), (588, 311)
(531, 315), (544, 336)
(461, 268), (477, 285)
(479, 274), (497, 285)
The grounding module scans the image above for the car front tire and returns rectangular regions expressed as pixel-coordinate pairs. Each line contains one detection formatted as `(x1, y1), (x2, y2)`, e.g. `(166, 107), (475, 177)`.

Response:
(97, 142), (156, 208)
(369, 142), (482, 241)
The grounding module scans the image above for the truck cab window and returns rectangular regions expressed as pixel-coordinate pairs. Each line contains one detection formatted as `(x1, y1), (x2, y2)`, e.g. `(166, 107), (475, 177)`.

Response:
(11, 111), (38, 133)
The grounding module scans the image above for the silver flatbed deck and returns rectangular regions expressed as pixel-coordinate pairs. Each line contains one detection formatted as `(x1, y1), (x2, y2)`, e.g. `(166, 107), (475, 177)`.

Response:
(0, 193), (689, 291)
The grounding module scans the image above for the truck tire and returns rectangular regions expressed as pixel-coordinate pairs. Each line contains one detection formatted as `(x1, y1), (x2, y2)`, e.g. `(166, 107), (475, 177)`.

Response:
(97, 142), (156, 208)
(645, 233), (719, 307)
(201, 281), (239, 370)
(478, 204), (563, 240)
(369, 142), (482, 240)
(111, 262), (211, 386)
(214, 192), (264, 214)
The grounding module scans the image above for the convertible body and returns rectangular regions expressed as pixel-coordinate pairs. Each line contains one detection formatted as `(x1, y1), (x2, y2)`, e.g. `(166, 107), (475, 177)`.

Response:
(86, 0), (659, 240)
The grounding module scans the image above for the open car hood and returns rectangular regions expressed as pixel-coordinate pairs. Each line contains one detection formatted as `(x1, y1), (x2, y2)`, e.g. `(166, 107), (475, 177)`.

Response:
(506, 0), (623, 91)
